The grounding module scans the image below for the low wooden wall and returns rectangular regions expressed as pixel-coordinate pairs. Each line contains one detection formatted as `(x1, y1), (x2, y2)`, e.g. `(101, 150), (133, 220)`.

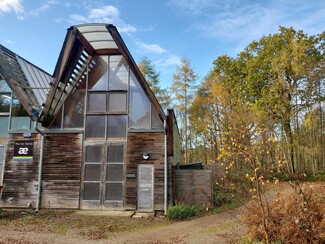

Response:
(174, 169), (213, 205)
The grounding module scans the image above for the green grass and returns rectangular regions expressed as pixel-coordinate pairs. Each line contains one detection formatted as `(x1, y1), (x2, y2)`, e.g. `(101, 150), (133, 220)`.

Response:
(166, 204), (198, 221)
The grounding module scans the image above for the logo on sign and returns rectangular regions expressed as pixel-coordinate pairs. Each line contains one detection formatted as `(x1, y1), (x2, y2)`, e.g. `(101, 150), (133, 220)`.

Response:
(13, 140), (34, 161)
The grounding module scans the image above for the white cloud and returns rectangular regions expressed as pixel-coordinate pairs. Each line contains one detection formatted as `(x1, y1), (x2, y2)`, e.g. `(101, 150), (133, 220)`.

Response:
(136, 40), (167, 55)
(0, 0), (24, 15)
(29, 0), (59, 16)
(157, 54), (181, 67)
(69, 5), (137, 34)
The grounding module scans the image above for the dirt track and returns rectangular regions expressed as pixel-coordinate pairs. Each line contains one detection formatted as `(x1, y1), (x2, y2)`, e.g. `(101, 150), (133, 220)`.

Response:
(0, 182), (323, 244)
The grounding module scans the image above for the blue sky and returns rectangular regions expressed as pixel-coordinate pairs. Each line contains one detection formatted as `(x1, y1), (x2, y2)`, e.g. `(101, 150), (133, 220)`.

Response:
(0, 0), (324, 89)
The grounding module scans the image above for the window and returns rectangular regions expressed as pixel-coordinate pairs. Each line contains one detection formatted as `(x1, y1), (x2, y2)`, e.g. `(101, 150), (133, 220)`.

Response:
(109, 55), (128, 91)
(11, 95), (30, 130)
(87, 93), (106, 112)
(85, 115), (105, 139)
(108, 93), (127, 112)
(0, 116), (9, 138)
(83, 144), (124, 203)
(105, 144), (124, 201)
(129, 72), (150, 129)
(89, 56), (109, 91)
(89, 55), (129, 91)
(0, 94), (11, 113)
(0, 80), (11, 138)
(63, 86), (85, 128)
(107, 115), (127, 138)
(83, 145), (102, 201)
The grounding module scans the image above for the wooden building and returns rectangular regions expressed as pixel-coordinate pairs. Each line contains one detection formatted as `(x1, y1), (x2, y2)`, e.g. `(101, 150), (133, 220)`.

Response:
(0, 24), (181, 212)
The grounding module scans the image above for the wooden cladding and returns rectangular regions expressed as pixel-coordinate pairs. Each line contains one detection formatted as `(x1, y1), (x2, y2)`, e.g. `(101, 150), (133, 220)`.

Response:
(42, 133), (82, 208)
(125, 132), (166, 210)
(1, 133), (40, 208)
(0, 133), (82, 209)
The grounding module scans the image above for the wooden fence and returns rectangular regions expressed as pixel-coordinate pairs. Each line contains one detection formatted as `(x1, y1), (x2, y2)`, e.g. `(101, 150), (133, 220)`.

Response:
(174, 169), (213, 206)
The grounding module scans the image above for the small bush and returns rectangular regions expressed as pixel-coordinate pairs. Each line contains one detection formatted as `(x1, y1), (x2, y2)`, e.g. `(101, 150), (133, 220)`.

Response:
(214, 184), (234, 207)
(166, 204), (197, 221)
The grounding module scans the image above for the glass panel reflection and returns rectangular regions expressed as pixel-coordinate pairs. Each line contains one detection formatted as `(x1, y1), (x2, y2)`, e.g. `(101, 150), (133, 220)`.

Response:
(63, 87), (85, 128)
(0, 94), (11, 113)
(105, 183), (122, 200)
(0, 80), (11, 92)
(86, 115), (105, 138)
(108, 93), (127, 112)
(89, 56), (108, 91)
(151, 104), (163, 129)
(87, 93), (106, 112)
(84, 164), (101, 181)
(129, 72), (150, 129)
(109, 55), (128, 91)
(107, 145), (124, 162)
(107, 115), (126, 138)
(84, 182), (100, 200)
(11, 95), (30, 130)
(85, 145), (102, 162)
(106, 164), (123, 181)
(0, 117), (9, 138)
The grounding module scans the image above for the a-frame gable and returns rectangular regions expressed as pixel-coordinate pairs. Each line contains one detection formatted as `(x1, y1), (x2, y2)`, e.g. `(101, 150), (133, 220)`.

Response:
(41, 23), (165, 127)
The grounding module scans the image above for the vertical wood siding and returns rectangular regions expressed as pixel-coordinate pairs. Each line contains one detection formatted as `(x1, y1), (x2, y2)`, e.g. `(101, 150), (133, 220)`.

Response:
(174, 170), (213, 205)
(125, 132), (168, 210)
(42, 133), (82, 208)
(0, 133), (40, 208)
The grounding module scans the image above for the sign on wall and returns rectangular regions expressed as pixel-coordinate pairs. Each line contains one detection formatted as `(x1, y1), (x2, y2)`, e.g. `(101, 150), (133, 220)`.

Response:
(13, 140), (34, 161)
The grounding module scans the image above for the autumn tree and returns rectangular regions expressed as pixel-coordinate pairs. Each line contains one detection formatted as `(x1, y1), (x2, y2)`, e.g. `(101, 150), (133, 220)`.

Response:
(171, 57), (197, 163)
(138, 56), (171, 110)
(211, 27), (325, 174)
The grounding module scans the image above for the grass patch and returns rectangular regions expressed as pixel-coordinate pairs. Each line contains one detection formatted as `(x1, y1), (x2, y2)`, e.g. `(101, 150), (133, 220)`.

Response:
(166, 204), (198, 221)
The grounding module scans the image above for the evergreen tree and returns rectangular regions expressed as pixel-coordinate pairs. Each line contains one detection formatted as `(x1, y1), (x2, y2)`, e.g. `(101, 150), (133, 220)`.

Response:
(138, 56), (171, 110)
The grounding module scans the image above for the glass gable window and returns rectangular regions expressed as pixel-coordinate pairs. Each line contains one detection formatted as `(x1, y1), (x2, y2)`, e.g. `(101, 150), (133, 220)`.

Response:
(89, 56), (109, 91)
(129, 72), (150, 129)
(85, 115), (105, 139)
(87, 93), (106, 112)
(107, 115), (127, 138)
(109, 55), (128, 91)
(108, 93), (127, 112)
(63, 86), (85, 128)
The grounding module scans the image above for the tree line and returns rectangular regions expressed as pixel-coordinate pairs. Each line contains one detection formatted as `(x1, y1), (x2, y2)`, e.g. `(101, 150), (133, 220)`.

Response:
(138, 26), (325, 175)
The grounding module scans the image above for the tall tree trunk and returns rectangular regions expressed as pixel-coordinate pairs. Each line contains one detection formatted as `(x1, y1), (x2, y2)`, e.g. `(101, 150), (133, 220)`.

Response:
(283, 120), (295, 173)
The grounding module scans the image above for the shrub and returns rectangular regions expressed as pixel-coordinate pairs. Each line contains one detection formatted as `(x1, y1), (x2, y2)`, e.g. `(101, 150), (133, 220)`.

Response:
(166, 204), (197, 221)
(243, 183), (325, 244)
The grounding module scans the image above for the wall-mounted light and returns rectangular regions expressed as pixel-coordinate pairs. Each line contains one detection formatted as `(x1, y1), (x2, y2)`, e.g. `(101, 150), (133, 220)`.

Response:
(143, 152), (150, 160)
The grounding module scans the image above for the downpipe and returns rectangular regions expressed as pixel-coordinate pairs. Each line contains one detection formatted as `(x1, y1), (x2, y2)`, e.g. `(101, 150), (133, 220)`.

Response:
(35, 122), (44, 213)
(164, 118), (168, 215)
